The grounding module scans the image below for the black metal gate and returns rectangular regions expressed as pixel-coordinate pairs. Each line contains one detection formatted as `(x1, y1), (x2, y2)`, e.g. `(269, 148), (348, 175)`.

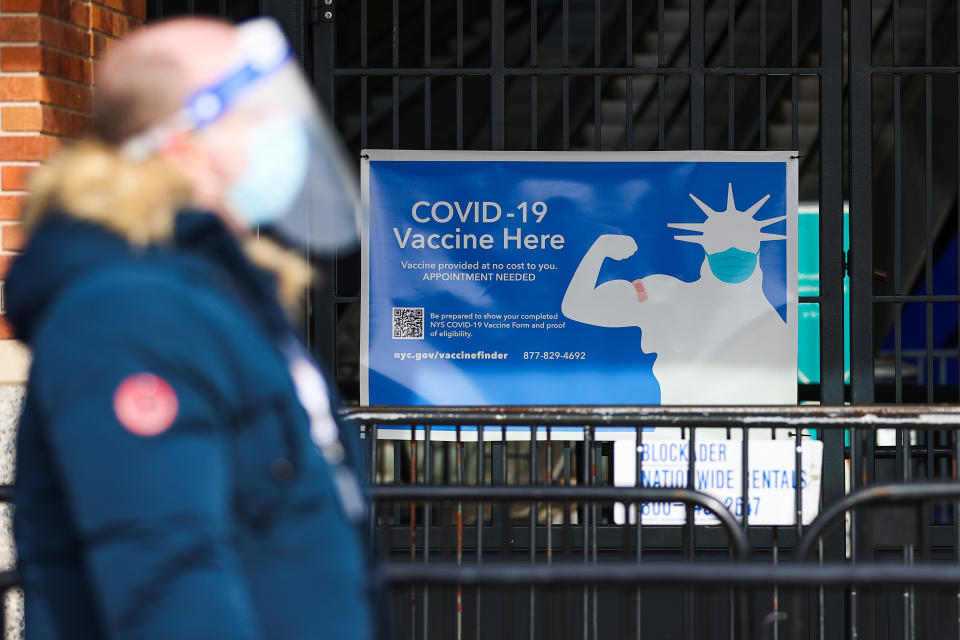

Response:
(848, 0), (960, 411)
(306, 8), (848, 634)
(138, 1), (960, 638)
(311, 0), (848, 410)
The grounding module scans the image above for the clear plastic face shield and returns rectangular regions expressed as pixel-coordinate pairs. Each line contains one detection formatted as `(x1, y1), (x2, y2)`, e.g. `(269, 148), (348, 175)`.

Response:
(124, 18), (362, 254)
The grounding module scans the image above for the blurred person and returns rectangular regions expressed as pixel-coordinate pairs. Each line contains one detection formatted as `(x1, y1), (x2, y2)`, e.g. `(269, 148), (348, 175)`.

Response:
(5, 17), (375, 640)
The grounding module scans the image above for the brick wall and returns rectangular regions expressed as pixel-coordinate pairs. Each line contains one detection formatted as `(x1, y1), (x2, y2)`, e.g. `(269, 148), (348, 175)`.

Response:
(0, 5), (146, 635)
(0, 0), (145, 383)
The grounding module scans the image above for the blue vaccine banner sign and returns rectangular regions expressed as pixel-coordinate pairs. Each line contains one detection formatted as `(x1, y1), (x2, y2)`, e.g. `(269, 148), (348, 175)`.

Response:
(361, 151), (799, 433)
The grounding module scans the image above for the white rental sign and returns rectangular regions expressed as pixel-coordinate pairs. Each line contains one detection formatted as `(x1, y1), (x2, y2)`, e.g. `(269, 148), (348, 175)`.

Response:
(613, 439), (823, 526)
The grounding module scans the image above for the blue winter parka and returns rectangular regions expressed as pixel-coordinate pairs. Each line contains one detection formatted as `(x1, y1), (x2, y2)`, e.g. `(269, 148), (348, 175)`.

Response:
(6, 210), (375, 640)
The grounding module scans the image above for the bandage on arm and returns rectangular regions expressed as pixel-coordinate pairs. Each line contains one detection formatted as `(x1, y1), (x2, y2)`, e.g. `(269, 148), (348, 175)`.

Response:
(561, 235), (645, 328)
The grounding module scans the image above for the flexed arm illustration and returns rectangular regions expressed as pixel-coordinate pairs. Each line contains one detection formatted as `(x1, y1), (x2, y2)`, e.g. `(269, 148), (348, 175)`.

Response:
(561, 234), (646, 327)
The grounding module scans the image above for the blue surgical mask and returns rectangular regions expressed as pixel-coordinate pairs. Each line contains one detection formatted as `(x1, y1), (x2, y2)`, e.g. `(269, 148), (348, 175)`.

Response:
(227, 116), (310, 227)
(707, 247), (758, 283)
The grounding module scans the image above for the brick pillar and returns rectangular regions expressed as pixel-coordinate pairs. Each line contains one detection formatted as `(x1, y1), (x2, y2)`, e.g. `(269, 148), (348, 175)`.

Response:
(0, 0), (145, 383)
(0, 3), (145, 637)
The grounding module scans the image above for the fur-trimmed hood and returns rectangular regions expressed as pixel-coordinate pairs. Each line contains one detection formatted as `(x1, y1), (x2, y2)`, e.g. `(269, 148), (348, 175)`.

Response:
(20, 141), (312, 311)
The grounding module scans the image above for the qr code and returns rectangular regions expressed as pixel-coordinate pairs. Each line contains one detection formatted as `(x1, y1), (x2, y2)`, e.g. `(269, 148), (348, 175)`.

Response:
(393, 307), (425, 339)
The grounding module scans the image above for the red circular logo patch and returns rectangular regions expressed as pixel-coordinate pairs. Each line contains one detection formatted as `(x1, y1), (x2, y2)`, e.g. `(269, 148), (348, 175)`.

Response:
(113, 373), (179, 437)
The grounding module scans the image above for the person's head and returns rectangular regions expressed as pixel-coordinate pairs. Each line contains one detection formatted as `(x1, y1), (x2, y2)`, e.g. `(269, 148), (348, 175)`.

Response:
(95, 18), (242, 224)
(93, 17), (360, 251)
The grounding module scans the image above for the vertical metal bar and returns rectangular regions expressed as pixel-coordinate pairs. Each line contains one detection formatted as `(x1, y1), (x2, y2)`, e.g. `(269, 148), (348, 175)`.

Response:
(849, 424), (859, 639)
(442, 441), (450, 488)
(957, 22), (960, 632)
(563, 442), (572, 554)
(766, 435), (776, 640)
(393, 439), (402, 524)
(894, 0), (902, 65)
(620, 434), (631, 636)
(772, 526), (780, 639)
(360, 0), (368, 149)
(658, 74), (665, 150)
(308, 0), (337, 368)
(955, 430), (960, 639)
(899, 411), (912, 482)
(907, 540), (916, 640)
(819, 0), (846, 631)
(894, 0), (902, 401)
(759, 0), (766, 150)
(499, 423), (508, 640)
(368, 423), (378, 550)
(819, 535), (827, 640)
(657, 0), (665, 150)
(476, 426), (483, 640)
(636, 424), (643, 640)
(547, 423), (553, 566)
(791, 0), (798, 152)
(625, 0), (634, 151)
(895, 304), (902, 403)
(529, 426), (537, 640)
(684, 426), (697, 640)
(491, 0), (505, 150)
(924, 0), (934, 404)
(727, 426), (734, 639)
(457, 0), (463, 150)
(422, 423), (431, 640)
(580, 427), (590, 640)
(795, 426), (803, 536)
(658, 0), (664, 70)
(546, 423), (553, 640)
(591, 433), (599, 640)
(562, 0), (570, 150)
(424, 0), (431, 150)
(741, 425), (750, 530)
(922, 5), (935, 629)
(531, 0), (539, 150)
(741, 426), (750, 640)
(818, 0), (845, 406)
(689, 0), (705, 149)
(409, 423), (417, 639)
(456, 425), (463, 640)
(392, 0), (399, 149)
(848, 0), (875, 405)
(594, 0), (602, 151)
(728, 0), (735, 150)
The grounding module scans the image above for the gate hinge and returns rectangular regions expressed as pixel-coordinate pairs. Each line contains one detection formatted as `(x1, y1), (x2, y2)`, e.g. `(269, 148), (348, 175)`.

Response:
(310, 0), (335, 23)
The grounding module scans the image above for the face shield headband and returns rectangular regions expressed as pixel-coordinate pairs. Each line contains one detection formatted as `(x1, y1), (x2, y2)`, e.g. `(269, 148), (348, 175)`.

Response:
(123, 18), (293, 159)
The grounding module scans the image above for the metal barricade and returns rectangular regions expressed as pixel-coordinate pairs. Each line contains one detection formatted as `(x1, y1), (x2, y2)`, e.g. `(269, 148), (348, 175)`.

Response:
(4, 404), (960, 638)
(345, 405), (960, 640)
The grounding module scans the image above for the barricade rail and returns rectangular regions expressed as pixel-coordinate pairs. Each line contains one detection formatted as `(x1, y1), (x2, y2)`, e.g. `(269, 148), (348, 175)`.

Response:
(4, 405), (960, 638)
(343, 404), (960, 427)
(344, 405), (960, 640)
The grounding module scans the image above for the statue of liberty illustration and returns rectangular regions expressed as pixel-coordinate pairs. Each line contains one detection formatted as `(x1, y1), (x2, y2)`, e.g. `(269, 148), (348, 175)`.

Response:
(562, 183), (794, 404)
